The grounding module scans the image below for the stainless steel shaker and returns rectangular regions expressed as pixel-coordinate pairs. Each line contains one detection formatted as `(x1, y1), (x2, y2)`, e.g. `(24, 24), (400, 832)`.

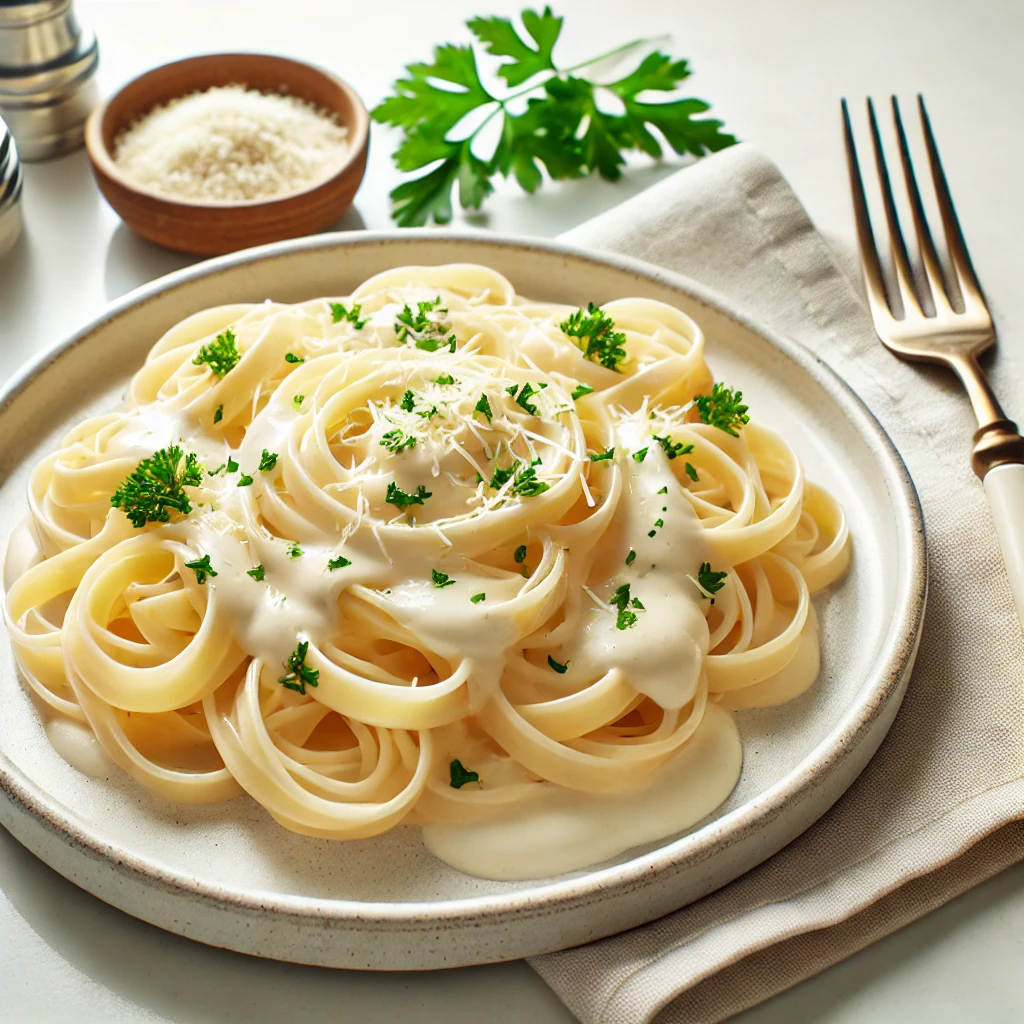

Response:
(0, 114), (23, 255)
(0, 0), (100, 161)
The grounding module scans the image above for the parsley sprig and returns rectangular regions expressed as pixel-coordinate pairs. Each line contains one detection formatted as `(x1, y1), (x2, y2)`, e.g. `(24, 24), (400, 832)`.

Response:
(192, 328), (240, 376)
(449, 759), (480, 789)
(330, 302), (369, 329)
(386, 481), (432, 508)
(695, 561), (728, 603)
(183, 554), (217, 585)
(693, 383), (750, 436)
(653, 434), (694, 460)
(395, 297), (457, 352)
(111, 445), (203, 528)
(560, 304), (627, 371)
(609, 582), (643, 630)
(279, 640), (319, 695)
(372, 7), (735, 225)
(381, 428), (417, 453)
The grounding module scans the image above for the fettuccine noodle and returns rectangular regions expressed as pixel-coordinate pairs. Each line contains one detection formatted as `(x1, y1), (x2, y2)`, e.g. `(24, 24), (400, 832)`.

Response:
(4, 264), (850, 879)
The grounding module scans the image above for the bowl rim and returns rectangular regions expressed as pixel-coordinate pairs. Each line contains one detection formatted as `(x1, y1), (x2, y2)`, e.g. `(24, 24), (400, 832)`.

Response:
(84, 51), (370, 211)
(0, 229), (927, 934)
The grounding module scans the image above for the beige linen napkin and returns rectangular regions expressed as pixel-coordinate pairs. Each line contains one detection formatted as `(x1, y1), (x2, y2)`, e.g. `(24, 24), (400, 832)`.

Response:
(530, 143), (1024, 1024)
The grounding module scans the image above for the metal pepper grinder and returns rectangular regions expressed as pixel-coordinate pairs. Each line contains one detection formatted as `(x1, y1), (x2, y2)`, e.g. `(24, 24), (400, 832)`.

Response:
(0, 0), (100, 161)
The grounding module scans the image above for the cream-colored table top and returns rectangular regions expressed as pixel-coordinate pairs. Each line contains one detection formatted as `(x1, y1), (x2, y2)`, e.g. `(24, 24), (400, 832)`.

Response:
(1, 1), (1022, 1020)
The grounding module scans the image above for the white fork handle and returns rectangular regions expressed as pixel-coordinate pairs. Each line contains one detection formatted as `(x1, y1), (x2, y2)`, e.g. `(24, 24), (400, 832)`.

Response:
(984, 462), (1024, 634)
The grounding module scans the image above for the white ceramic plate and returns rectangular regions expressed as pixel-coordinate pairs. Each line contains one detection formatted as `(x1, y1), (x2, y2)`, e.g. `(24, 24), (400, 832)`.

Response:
(0, 233), (925, 969)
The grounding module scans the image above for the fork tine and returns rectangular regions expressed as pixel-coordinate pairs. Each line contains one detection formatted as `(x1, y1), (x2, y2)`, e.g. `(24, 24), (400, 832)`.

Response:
(841, 99), (893, 320)
(917, 95), (987, 311)
(865, 98), (923, 316)
(890, 96), (952, 313)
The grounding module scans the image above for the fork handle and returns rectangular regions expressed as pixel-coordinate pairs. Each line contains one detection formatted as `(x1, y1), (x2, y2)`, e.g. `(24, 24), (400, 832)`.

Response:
(984, 462), (1024, 634)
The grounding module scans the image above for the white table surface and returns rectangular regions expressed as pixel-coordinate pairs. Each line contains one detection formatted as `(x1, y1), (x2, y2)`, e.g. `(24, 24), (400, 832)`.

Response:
(2, 0), (1023, 1020)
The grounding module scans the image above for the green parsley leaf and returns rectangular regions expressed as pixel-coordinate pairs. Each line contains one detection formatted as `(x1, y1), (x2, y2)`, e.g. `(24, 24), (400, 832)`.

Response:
(631, 597), (645, 610)
(695, 561), (728, 602)
(489, 464), (516, 490)
(560, 303), (627, 371)
(213, 404), (223, 424)
(654, 518), (664, 528)
(474, 393), (493, 422)
(293, 394), (304, 409)
(381, 428), (417, 453)
(653, 434), (694, 460)
(287, 542), (303, 559)
(247, 564), (265, 581)
(693, 383), (750, 436)
(514, 544), (528, 563)
(547, 653), (569, 673)
(400, 389), (416, 412)
(433, 373), (456, 385)
(609, 582), (642, 630)
(284, 352), (305, 363)
(590, 448), (614, 462)
(328, 554), (352, 570)
(110, 445), (202, 528)
(510, 464), (549, 498)
(449, 758), (480, 789)
(515, 381), (545, 416)
(192, 328), (240, 376)
(685, 461), (699, 482)
(183, 553), (217, 585)
(432, 569), (456, 588)
(571, 382), (595, 400)
(471, 592), (486, 603)
(226, 457), (239, 473)
(372, 16), (735, 224)
(395, 297), (457, 351)
(258, 450), (278, 472)
(657, 485), (668, 494)
(625, 549), (636, 566)
(506, 384), (519, 397)
(632, 447), (649, 463)
(279, 639), (319, 694)
(237, 473), (254, 487)
(386, 481), (432, 508)
(330, 302), (369, 329)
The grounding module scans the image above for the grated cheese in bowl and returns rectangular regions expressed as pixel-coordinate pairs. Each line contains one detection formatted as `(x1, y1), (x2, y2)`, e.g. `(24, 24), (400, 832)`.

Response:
(113, 84), (350, 203)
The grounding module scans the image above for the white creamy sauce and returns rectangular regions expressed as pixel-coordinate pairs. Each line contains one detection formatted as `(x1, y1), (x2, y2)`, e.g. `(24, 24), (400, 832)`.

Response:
(422, 702), (741, 880)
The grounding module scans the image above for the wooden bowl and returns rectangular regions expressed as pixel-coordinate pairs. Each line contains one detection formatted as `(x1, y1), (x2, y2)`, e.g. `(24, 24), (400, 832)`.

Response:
(85, 53), (369, 255)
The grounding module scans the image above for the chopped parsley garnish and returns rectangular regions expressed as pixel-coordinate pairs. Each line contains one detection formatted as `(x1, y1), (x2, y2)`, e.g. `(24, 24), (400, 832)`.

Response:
(590, 448), (614, 462)
(247, 564), (265, 581)
(293, 394), (304, 408)
(328, 554), (352, 570)
(258, 449), (278, 472)
(547, 654), (569, 674)
(287, 542), (303, 559)
(685, 462), (699, 482)
(434, 373), (456, 385)
(213, 404), (223, 424)
(657, 485), (668, 494)
(506, 384), (519, 397)
(400, 389), (416, 412)
(237, 473), (254, 487)
(395, 297), (457, 352)
(631, 597), (645, 610)
(279, 639), (319, 695)
(449, 759), (479, 789)
(192, 328), (240, 376)
(653, 434), (694, 460)
(489, 464), (516, 490)
(693, 383), (750, 436)
(560, 304), (627, 371)
(648, 529), (656, 537)
(515, 381), (546, 416)
(183, 554), (217, 584)
(609, 583), (640, 630)
(386, 481), (431, 508)
(227, 457), (239, 473)
(330, 302), (369, 329)
(471, 592), (486, 603)
(110, 445), (202, 528)
(432, 569), (456, 588)
(571, 383), (595, 400)
(695, 561), (728, 603)
(625, 549), (636, 566)
(474, 393), (493, 421)
(207, 463), (226, 477)
(632, 447), (649, 462)
(284, 351), (305, 363)
(381, 428), (417, 453)
(654, 518), (664, 528)
(514, 544), (528, 563)
(510, 464), (549, 498)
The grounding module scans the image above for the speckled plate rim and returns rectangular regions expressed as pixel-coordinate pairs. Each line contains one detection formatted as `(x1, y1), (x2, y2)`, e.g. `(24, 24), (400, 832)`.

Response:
(0, 230), (926, 938)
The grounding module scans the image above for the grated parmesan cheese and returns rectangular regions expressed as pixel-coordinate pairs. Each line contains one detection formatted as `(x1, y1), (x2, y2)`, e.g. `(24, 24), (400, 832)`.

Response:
(113, 84), (349, 203)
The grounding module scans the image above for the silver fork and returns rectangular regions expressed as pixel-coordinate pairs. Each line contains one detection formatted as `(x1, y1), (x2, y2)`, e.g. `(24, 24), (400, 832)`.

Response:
(842, 96), (1024, 630)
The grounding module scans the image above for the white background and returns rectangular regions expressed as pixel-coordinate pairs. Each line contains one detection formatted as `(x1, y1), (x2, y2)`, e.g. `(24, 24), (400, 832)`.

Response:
(1, 1), (1023, 1020)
